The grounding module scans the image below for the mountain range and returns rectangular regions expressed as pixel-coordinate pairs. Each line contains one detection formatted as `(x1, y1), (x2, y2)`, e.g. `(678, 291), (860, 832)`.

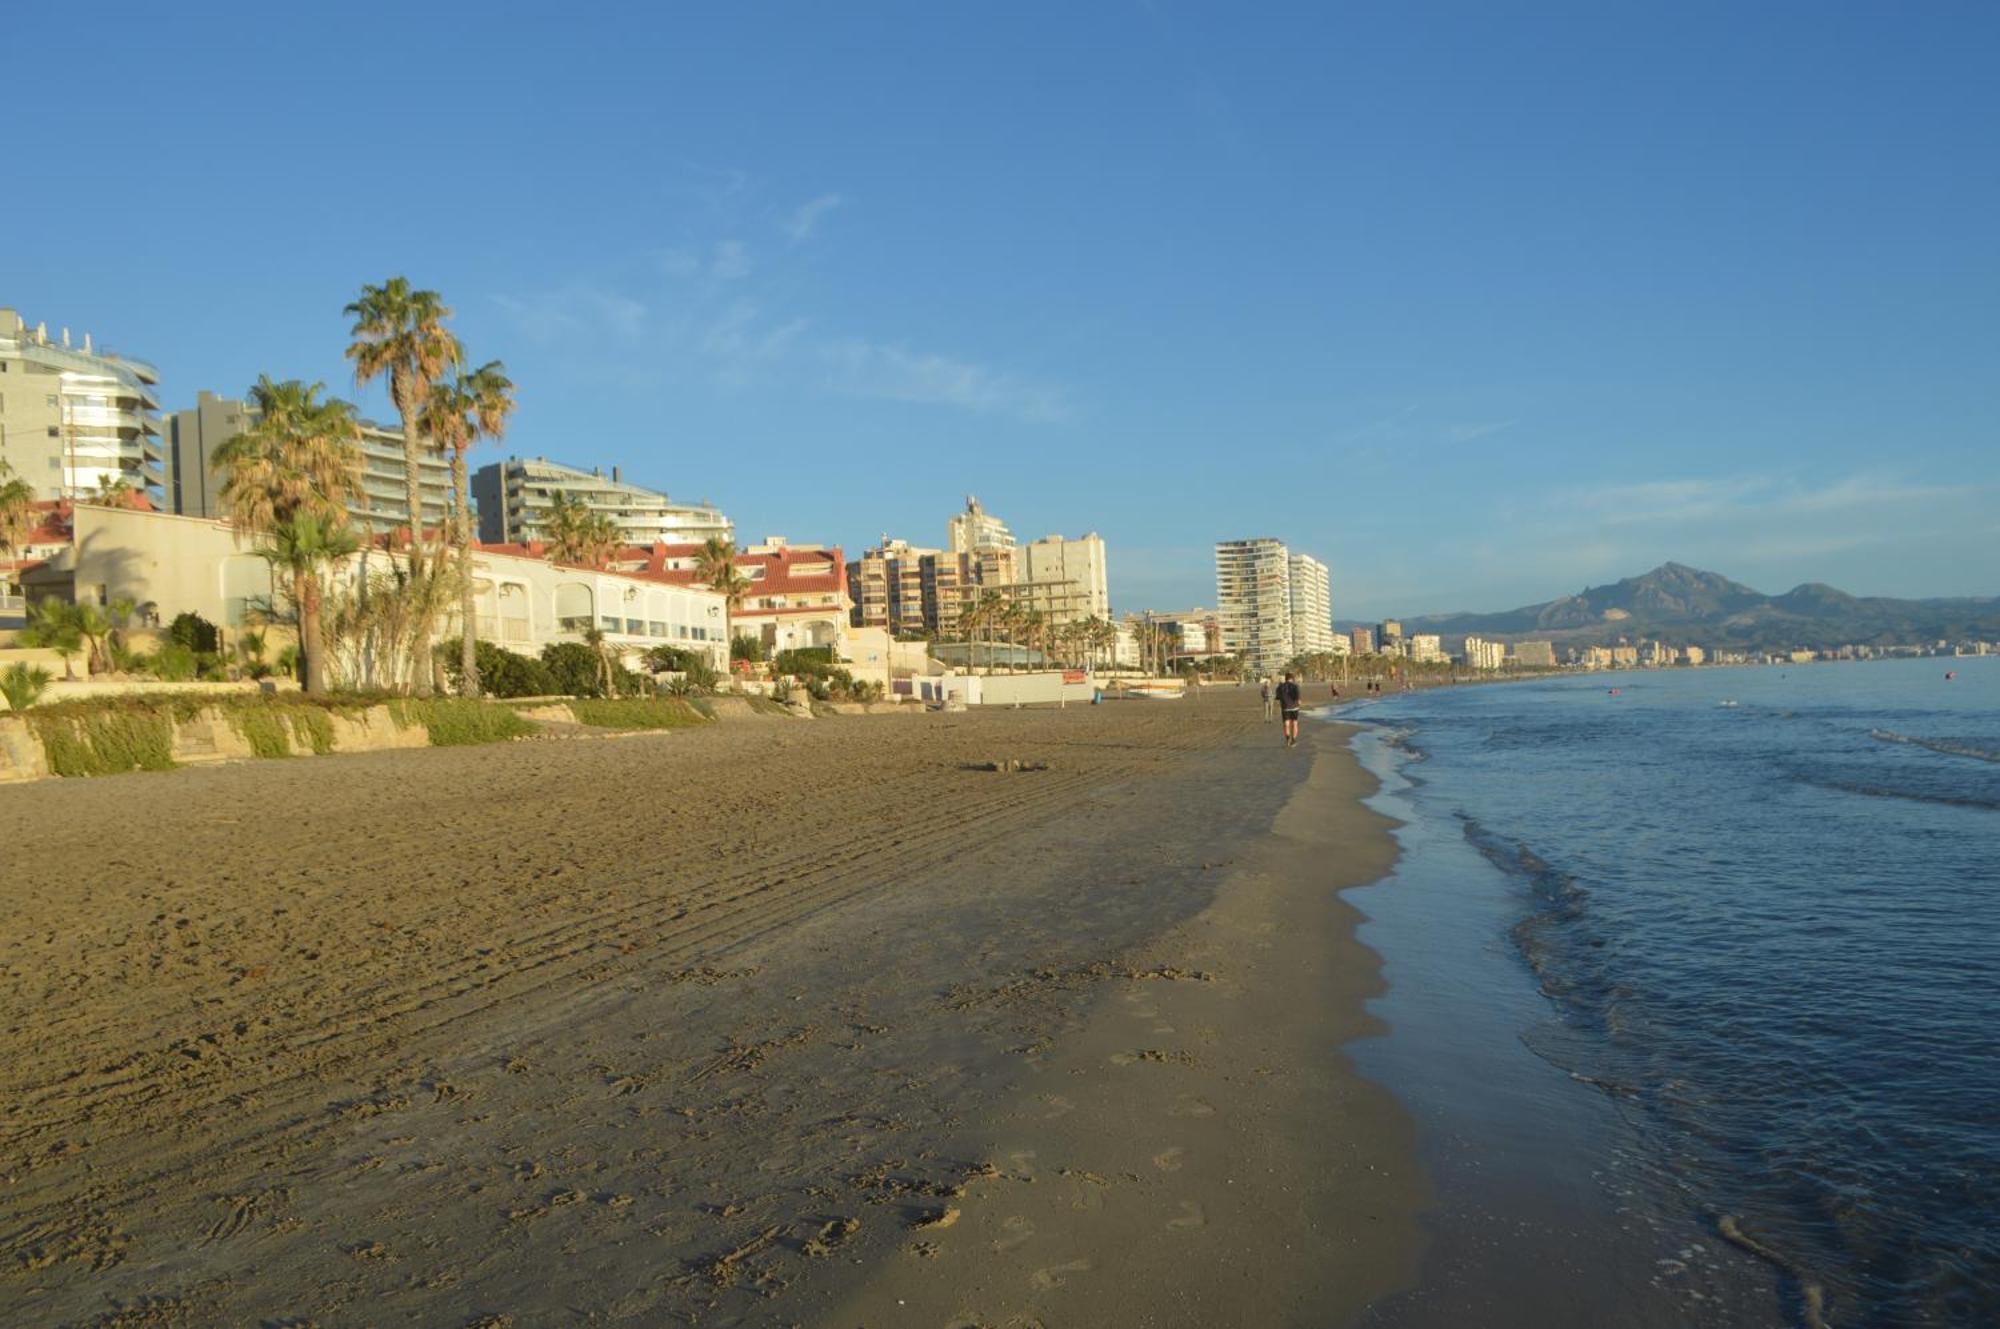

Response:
(1373, 563), (2000, 652)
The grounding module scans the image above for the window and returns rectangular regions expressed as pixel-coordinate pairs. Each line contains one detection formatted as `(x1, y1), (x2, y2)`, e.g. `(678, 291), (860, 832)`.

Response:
(48, 426), (60, 437)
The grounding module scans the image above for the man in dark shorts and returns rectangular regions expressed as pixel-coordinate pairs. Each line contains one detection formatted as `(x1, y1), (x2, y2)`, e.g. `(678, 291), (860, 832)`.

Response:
(1276, 671), (1302, 747)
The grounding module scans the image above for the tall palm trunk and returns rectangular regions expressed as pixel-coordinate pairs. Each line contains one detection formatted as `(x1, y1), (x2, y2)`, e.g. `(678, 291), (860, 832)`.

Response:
(301, 569), (329, 695)
(394, 371), (433, 696)
(452, 448), (480, 697)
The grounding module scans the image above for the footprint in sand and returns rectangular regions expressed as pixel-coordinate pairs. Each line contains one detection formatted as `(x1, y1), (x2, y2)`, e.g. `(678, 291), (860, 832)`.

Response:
(1029, 1258), (1092, 1290)
(1152, 1146), (1185, 1172)
(1167, 1200), (1206, 1230)
(1006, 1149), (1039, 1181)
(1152, 1024), (1176, 1034)
(1065, 1174), (1108, 1213)
(1167, 1095), (1216, 1118)
(992, 1215), (1036, 1253)
(1039, 1095), (1074, 1119)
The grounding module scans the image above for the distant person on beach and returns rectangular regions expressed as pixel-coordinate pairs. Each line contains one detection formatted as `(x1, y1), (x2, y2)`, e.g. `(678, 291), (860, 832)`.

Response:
(1277, 672), (1302, 747)
(1261, 679), (1274, 720)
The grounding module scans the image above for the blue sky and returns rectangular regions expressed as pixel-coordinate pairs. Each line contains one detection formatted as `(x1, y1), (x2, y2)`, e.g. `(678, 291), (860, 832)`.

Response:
(10, 2), (1997, 617)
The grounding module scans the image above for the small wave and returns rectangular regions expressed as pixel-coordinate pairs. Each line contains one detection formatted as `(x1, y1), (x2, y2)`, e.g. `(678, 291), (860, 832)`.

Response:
(1869, 730), (2000, 764)
(1804, 779), (2000, 812)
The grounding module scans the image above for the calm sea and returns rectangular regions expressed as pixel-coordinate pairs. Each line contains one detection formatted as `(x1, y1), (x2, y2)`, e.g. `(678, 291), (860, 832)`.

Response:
(1340, 657), (1997, 1329)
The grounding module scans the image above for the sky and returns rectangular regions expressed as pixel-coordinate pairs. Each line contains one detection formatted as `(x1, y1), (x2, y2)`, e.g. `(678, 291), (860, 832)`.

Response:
(9, 1), (1997, 618)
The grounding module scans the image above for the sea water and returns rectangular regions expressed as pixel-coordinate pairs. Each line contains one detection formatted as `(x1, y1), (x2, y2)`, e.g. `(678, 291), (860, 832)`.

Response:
(1340, 657), (1997, 1328)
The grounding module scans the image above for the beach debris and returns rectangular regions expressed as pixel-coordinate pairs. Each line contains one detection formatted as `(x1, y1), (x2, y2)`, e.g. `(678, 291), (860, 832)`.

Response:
(909, 1205), (960, 1231)
(965, 758), (1053, 773)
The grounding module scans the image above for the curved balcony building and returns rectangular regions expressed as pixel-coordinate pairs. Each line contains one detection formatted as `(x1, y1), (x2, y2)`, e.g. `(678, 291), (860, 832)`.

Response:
(0, 306), (166, 501)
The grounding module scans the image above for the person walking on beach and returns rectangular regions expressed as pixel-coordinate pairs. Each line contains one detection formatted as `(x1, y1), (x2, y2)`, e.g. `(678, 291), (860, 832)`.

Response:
(1276, 672), (1303, 747)
(1261, 678), (1274, 720)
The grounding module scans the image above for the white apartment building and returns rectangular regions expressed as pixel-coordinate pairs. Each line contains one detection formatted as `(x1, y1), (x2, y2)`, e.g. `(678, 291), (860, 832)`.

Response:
(58, 502), (730, 671)
(473, 456), (732, 547)
(1215, 538), (1294, 677)
(1287, 553), (1334, 658)
(1408, 634), (1445, 664)
(946, 494), (1015, 553)
(1465, 636), (1506, 670)
(0, 306), (165, 501)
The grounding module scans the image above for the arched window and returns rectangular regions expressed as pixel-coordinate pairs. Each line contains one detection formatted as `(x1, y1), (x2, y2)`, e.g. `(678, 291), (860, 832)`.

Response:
(497, 582), (529, 643)
(554, 582), (593, 632)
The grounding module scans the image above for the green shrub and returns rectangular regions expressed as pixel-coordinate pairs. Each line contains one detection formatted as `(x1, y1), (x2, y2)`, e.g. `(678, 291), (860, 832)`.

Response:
(444, 638), (559, 699)
(774, 646), (837, 677)
(540, 641), (605, 697)
(1, 663), (53, 712)
(731, 634), (766, 663)
(389, 698), (538, 747)
(643, 645), (722, 693)
(567, 697), (709, 731)
(29, 709), (177, 777)
(168, 612), (220, 655)
(149, 642), (199, 682)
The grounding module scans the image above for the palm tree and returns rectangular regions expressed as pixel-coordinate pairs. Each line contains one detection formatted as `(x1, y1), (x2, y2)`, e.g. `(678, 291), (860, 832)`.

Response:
(90, 473), (135, 505)
(345, 278), (461, 692)
(581, 624), (618, 698)
(71, 598), (136, 675)
(543, 492), (621, 568)
(260, 513), (361, 695)
(213, 378), (365, 695)
(19, 598), (85, 679)
(695, 537), (751, 611)
(422, 361), (516, 697)
(0, 460), (35, 590)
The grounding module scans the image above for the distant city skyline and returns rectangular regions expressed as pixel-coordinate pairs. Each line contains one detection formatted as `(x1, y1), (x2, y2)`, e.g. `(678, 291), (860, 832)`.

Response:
(10, 3), (1997, 617)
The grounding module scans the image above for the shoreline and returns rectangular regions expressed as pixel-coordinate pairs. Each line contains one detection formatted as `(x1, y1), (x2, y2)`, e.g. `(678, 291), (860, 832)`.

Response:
(0, 691), (1424, 1327)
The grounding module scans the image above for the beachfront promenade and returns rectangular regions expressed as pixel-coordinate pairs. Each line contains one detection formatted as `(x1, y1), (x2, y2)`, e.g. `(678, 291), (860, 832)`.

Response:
(0, 693), (1417, 1327)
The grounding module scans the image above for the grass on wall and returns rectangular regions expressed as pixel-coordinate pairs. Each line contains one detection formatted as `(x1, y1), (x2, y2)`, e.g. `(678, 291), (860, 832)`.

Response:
(388, 698), (540, 747)
(565, 697), (711, 731)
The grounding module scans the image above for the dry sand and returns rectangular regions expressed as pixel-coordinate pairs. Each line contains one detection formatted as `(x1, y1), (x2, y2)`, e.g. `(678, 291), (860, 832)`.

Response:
(0, 690), (1421, 1327)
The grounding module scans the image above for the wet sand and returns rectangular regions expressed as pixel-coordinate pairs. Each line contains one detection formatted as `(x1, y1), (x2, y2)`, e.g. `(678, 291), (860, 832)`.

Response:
(0, 691), (1419, 1327)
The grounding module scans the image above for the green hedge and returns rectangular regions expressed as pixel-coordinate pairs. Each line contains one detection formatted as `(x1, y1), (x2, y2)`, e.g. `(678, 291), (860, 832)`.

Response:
(28, 709), (179, 777)
(566, 697), (710, 730)
(389, 698), (539, 746)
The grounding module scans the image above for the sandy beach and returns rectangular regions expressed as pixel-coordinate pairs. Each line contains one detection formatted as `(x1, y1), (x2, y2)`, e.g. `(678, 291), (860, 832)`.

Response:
(0, 691), (1420, 1328)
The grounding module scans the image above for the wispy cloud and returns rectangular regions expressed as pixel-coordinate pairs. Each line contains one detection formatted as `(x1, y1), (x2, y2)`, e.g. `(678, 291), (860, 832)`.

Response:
(785, 193), (844, 244)
(1552, 474), (1968, 527)
(656, 239), (752, 282)
(816, 339), (1067, 422)
(499, 169), (1066, 423)
(1448, 419), (1517, 444)
(493, 284), (647, 342)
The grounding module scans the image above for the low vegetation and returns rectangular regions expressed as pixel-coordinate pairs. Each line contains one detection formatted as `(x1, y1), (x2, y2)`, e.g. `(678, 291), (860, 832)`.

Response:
(1, 663), (53, 712)
(387, 697), (539, 746)
(565, 697), (710, 731)
(27, 706), (180, 777)
(3, 691), (544, 776)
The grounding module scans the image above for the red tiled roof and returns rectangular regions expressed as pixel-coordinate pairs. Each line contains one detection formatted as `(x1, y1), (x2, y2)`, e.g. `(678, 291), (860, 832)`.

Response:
(471, 540), (847, 602)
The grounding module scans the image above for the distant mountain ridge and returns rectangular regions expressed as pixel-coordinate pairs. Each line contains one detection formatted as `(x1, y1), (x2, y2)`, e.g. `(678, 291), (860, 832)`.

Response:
(1385, 563), (2000, 652)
